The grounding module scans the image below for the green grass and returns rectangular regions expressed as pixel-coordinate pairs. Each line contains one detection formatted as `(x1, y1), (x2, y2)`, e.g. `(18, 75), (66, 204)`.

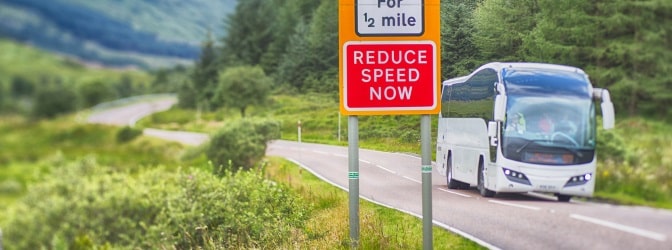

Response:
(0, 114), (189, 218)
(0, 39), (151, 90)
(264, 157), (484, 249)
(594, 118), (672, 208)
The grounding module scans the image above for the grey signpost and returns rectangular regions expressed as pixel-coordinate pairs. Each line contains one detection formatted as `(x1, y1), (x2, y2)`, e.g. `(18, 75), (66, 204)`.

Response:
(340, 1), (440, 249)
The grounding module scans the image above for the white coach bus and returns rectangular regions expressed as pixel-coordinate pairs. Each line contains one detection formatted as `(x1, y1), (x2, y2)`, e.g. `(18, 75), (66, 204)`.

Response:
(436, 62), (615, 201)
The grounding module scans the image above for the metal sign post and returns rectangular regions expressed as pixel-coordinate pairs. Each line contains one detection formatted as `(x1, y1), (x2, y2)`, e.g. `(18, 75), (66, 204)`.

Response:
(339, 1), (440, 248)
(421, 114), (432, 249)
(348, 116), (360, 247)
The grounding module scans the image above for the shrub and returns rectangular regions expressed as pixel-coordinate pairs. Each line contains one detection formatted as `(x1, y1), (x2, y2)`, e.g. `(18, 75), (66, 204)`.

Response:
(116, 126), (143, 143)
(2, 157), (309, 249)
(32, 82), (78, 118)
(207, 119), (280, 173)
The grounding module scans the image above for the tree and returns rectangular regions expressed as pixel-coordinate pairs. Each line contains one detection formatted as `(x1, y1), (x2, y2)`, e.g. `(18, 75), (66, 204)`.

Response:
(262, 0), (322, 77)
(188, 32), (219, 110)
(215, 66), (272, 117)
(472, 0), (540, 61)
(440, 0), (482, 78)
(33, 79), (78, 118)
(276, 21), (313, 91)
(220, 0), (279, 69)
(302, 0), (339, 93)
(10, 76), (34, 97)
(115, 74), (134, 98)
(78, 80), (116, 108)
(588, 0), (672, 118)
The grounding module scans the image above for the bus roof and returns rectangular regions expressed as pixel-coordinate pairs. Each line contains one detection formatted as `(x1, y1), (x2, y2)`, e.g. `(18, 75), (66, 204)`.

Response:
(441, 62), (592, 98)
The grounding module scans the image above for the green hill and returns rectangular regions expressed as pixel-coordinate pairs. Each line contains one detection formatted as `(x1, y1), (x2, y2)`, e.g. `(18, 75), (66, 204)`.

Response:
(0, 0), (237, 69)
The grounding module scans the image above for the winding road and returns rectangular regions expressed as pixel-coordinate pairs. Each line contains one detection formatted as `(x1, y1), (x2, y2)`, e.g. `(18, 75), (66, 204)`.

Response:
(88, 98), (672, 250)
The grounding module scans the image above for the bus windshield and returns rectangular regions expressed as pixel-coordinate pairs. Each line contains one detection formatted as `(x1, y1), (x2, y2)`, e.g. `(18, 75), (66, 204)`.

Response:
(502, 95), (596, 165)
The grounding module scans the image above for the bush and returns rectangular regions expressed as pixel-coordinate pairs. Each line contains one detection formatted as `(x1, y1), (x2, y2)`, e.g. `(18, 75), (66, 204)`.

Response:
(32, 82), (78, 119)
(207, 119), (280, 173)
(116, 126), (142, 143)
(2, 157), (309, 249)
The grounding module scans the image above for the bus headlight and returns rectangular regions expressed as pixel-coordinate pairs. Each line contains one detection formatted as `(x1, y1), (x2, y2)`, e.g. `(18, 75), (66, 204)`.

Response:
(502, 168), (531, 185)
(564, 173), (592, 187)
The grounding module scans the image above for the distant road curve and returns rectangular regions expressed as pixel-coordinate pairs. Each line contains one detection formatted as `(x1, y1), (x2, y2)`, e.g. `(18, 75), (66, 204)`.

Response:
(87, 95), (208, 145)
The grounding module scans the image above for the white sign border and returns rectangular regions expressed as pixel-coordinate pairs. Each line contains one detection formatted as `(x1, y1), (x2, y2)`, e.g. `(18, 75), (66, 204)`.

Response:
(355, 0), (425, 37)
(342, 40), (438, 112)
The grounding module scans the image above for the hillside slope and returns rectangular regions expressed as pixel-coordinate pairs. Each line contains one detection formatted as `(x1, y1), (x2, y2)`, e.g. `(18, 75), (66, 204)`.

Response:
(0, 0), (236, 69)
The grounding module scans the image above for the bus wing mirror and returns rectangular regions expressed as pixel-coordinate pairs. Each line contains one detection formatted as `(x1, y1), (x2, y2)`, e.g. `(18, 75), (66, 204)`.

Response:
(488, 121), (498, 146)
(594, 88), (615, 130)
(601, 101), (615, 130)
(494, 95), (506, 122)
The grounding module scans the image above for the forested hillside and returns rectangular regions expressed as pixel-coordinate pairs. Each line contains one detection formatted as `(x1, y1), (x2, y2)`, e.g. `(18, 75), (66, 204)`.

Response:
(178, 0), (670, 121)
(0, 0), (237, 68)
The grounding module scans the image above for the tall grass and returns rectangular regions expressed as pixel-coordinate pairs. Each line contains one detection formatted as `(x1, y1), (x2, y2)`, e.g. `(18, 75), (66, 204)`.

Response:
(595, 118), (672, 208)
(264, 157), (484, 249)
(0, 114), (187, 218)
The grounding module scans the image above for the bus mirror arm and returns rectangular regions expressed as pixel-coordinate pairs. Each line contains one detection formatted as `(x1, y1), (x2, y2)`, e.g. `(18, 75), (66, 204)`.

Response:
(488, 121), (498, 146)
(594, 88), (615, 130)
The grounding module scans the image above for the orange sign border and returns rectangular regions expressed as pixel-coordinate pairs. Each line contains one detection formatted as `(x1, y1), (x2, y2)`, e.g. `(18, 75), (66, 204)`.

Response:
(339, 0), (441, 115)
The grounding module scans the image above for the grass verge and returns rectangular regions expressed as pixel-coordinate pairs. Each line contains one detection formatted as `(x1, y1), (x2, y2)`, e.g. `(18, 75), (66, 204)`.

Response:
(264, 157), (484, 249)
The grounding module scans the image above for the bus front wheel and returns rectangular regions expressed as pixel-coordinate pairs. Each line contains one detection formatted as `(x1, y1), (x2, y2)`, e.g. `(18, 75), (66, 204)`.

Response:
(557, 194), (571, 202)
(478, 161), (496, 197)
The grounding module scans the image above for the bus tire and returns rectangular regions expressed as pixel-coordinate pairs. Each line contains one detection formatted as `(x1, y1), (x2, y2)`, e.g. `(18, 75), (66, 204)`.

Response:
(478, 160), (495, 197)
(446, 154), (461, 189)
(557, 194), (571, 202)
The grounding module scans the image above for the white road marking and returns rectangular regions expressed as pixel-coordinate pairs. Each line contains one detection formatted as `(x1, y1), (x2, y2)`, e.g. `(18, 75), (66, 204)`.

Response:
(570, 214), (667, 242)
(488, 200), (541, 211)
(334, 153), (348, 158)
(360, 159), (371, 164)
(311, 150), (329, 155)
(438, 188), (473, 198)
(403, 176), (421, 184)
(376, 164), (396, 174)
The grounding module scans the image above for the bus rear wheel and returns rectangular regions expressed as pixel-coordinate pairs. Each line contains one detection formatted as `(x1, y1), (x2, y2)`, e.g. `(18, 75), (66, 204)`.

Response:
(478, 161), (495, 197)
(446, 155), (460, 189)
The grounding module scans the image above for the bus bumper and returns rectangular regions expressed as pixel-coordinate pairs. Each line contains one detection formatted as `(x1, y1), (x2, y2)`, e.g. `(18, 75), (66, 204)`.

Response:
(493, 165), (596, 197)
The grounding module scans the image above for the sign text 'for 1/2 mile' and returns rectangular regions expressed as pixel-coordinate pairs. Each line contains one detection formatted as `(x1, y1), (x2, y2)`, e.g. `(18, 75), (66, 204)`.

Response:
(357, 0), (424, 36)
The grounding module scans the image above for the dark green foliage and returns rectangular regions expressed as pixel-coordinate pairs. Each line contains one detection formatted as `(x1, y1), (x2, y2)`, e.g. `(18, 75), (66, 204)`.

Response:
(190, 33), (220, 110)
(10, 75), (34, 97)
(215, 66), (272, 117)
(78, 80), (117, 108)
(116, 126), (142, 143)
(440, 0), (482, 79)
(220, 0), (279, 69)
(2, 159), (308, 249)
(32, 80), (78, 118)
(207, 119), (280, 172)
(472, 0), (539, 61)
(471, 0), (672, 120)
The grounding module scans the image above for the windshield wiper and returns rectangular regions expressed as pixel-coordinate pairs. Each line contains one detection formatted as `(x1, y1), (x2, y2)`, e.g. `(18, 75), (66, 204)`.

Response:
(515, 139), (545, 153)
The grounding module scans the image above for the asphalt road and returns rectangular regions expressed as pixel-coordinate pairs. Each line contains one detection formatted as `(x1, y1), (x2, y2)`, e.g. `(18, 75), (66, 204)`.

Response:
(266, 140), (672, 250)
(88, 100), (672, 250)
(87, 97), (208, 145)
